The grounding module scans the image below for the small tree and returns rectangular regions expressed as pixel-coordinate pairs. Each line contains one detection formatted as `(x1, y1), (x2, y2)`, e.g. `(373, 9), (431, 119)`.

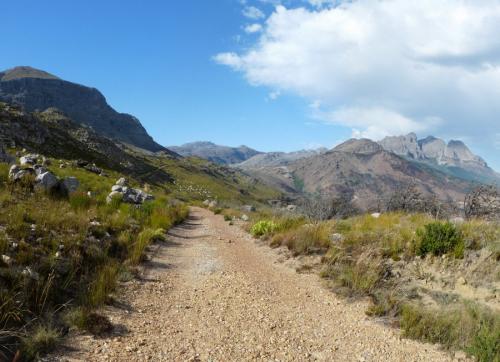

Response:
(464, 185), (500, 220)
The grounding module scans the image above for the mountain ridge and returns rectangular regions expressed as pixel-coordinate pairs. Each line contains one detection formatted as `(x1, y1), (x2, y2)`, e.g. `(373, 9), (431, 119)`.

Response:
(0, 66), (165, 152)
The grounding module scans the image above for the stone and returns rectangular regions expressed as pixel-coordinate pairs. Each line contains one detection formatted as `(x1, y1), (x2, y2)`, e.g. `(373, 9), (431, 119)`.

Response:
(330, 233), (344, 243)
(241, 214), (249, 222)
(107, 191), (124, 204)
(203, 200), (211, 206)
(450, 217), (465, 224)
(19, 154), (39, 166)
(33, 164), (48, 175)
(371, 212), (381, 218)
(208, 200), (218, 208)
(286, 205), (297, 212)
(9, 166), (35, 182)
(22, 267), (40, 280)
(1, 254), (12, 266)
(116, 177), (128, 186)
(242, 205), (256, 212)
(35, 171), (59, 191)
(111, 185), (124, 192)
(60, 177), (80, 194)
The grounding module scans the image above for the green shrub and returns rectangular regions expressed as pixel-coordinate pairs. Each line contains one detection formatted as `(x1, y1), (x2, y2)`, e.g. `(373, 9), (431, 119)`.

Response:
(224, 215), (232, 222)
(88, 263), (119, 307)
(21, 325), (60, 360)
(417, 222), (464, 257)
(250, 220), (276, 237)
(401, 303), (500, 362)
(129, 228), (165, 265)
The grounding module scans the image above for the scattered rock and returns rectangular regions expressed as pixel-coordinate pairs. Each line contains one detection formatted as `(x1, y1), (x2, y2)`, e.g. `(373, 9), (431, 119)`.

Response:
(22, 267), (40, 280)
(35, 171), (59, 191)
(330, 233), (344, 243)
(242, 205), (256, 212)
(1, 254), (12, 266)
(116, 177), (128, 187)
(60, 177), (80, 194)
(19, 154), (39, 166)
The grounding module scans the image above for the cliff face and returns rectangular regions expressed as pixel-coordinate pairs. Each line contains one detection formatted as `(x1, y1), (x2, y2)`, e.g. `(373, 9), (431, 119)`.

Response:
(380, 133), (498, 183)
(0, 66), (164, 152)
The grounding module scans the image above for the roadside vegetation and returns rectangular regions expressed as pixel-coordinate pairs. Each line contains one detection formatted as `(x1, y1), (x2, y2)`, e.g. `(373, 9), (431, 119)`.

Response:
(0, 156), (188, 361)
(247, 204), (500, 361)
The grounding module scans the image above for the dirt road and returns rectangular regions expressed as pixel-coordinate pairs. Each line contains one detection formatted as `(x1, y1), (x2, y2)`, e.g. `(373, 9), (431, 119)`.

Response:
(56, 207), (457, 361)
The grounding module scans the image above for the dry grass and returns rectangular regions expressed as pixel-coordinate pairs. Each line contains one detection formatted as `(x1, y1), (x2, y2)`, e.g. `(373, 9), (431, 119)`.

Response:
(0, 160), (189, 360)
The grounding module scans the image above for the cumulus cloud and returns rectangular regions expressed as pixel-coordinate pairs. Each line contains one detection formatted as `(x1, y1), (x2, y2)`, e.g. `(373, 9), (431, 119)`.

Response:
(244, 23), (263, 33)
(216, 0), (500, 150)
(242, 6), (265, 19)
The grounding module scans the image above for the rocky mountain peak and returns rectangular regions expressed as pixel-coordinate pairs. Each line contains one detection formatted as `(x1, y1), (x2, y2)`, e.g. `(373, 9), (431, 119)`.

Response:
(333, 138), (383, 155)
(0, 66), (165, 152)
(0, 66), (59, 81)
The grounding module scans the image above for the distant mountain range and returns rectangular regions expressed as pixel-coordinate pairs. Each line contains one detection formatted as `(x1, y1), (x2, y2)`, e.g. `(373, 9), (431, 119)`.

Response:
(0, 66), (164, 152)
(169, 141), (261, 165)
(170, 136), (498, 210)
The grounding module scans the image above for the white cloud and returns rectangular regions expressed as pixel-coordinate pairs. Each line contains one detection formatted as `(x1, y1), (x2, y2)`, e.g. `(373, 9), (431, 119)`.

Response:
(216, 0), (500, 152)
(242, 6), (265, 19)
(268, 90), (281, 100)
(244, 23), (263, 33)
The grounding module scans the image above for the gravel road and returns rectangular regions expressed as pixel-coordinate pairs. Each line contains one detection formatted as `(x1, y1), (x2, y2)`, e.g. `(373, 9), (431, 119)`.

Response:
(54, 207), (459, 361)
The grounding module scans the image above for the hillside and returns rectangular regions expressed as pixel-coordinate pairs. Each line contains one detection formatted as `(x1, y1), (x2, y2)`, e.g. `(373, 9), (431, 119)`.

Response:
(239, 139), (473, 210)
(0, 102), (280, 205)
(169, 141), (261, 165)
(0, 66), (164, 152)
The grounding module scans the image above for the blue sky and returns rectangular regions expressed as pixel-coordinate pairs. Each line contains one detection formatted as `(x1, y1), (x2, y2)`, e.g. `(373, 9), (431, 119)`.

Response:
(2, 0), (500, 170)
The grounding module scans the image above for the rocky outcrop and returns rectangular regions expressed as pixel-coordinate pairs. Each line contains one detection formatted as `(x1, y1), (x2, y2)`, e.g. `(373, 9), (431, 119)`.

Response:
(379, 133), (498, 183)
(106, 178), (154, 204)
(0, 66), (164, 152)
(8, 153), (80, 194)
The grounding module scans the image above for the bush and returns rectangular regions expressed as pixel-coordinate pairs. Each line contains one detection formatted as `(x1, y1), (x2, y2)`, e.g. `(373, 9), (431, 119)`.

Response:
(250, 220), (276, 237)
(21, 325), (60, 360)
(417, 222), (464, 257)
(401, 303), (500, 362)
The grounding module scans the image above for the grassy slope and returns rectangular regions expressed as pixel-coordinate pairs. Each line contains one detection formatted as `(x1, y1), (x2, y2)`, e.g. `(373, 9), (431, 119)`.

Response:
(245, 211), (500, 361)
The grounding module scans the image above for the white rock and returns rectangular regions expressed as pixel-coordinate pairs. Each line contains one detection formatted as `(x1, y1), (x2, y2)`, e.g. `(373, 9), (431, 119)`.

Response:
(241, 214), (249, 222)
(35, 171), (59, 191)
(107, 191), (124, 204)
(1, 254), (12, 266)
(116, 177), (128, 187)
(371, 212), (381, 218)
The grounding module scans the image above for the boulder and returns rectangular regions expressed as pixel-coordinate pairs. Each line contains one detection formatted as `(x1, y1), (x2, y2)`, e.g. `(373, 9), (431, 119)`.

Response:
(242, 205), (256, 212)
(106, 191), (124, 204)
(35, 171), (59, 191)
(1, 254), (12, 266)
(116, 177), (128, 187)
(111, 185), (124, 192)
(123, 188), (154, 204)
(19, 154), (39, 166)
(8, 166), (35, 182)
(60, 177), (80, 194)
(33, 164), (48, 175)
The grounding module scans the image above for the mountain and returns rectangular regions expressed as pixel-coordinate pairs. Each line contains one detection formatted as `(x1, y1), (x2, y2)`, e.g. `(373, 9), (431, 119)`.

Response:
(236, 148), (328, 169)
(169, 141), (262, 165)
(238, 138), (473, 210)
(379, 133), (499, 183)
(0, 66), (164, 152)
